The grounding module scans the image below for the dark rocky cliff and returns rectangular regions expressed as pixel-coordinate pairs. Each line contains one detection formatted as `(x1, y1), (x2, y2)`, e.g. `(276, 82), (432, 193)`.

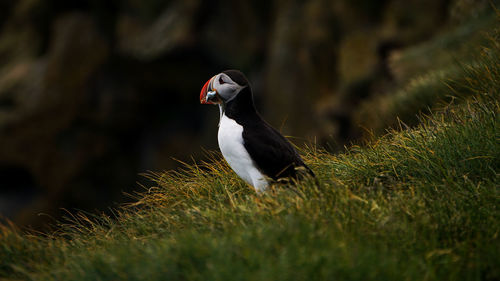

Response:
(0, 0), (490, 228)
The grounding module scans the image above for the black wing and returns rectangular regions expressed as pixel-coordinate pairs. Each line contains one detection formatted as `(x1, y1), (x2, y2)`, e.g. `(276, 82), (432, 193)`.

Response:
(242, 121), (313, 181)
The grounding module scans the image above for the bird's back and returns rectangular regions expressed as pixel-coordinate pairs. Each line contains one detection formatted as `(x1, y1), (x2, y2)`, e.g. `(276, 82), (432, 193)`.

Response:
(241, 114), (314, 181)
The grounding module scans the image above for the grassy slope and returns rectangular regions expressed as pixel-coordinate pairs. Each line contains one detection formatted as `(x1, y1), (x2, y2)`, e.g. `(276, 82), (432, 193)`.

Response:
(1, 18), (499, 281)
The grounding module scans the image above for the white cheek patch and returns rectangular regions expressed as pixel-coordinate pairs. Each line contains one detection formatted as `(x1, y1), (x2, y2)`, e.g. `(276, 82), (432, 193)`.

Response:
(213, 74), (246, 102)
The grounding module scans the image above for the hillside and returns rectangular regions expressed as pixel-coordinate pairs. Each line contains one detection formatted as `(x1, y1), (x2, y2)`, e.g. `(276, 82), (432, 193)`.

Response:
(1, 11), (499, 281)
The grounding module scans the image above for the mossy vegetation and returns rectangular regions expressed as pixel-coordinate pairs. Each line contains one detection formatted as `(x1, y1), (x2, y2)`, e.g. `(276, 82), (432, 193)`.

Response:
(1, 9), (499, 281)
(355, 13), (499, 135)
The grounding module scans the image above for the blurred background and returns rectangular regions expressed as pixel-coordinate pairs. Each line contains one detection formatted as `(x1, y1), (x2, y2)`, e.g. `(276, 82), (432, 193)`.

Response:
(0, 0), (496, 229)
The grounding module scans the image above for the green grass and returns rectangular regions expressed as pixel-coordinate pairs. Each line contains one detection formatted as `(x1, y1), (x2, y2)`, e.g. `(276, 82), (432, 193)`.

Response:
(1, 84), (499, 280)
(1, 15), (499, 281)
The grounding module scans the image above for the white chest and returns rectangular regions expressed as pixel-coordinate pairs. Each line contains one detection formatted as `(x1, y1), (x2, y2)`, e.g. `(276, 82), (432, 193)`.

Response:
(217, 114), (268, 192)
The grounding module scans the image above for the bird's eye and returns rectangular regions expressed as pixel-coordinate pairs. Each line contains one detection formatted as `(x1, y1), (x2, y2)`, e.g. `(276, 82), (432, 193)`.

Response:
(219, 76), (225, 85)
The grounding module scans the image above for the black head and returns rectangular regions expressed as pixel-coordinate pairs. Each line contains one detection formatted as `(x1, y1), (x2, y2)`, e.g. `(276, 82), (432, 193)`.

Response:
(222, 70), (249, 87)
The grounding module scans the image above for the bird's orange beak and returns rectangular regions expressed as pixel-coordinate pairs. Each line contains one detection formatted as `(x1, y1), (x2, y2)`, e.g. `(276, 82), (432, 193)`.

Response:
(200, 76), (220, 104)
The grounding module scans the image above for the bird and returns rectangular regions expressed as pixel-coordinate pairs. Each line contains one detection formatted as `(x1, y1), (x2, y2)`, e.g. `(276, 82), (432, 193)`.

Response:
(199, 70), (314, 192)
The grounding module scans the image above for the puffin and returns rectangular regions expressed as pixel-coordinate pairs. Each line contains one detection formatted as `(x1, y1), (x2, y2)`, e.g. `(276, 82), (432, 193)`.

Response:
(199, 70), (314, 192)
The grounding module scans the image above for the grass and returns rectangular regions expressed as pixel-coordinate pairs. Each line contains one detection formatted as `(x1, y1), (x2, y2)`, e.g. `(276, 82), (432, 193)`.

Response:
(1, 14), (499, 281)
(0, 87), (498, 280)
